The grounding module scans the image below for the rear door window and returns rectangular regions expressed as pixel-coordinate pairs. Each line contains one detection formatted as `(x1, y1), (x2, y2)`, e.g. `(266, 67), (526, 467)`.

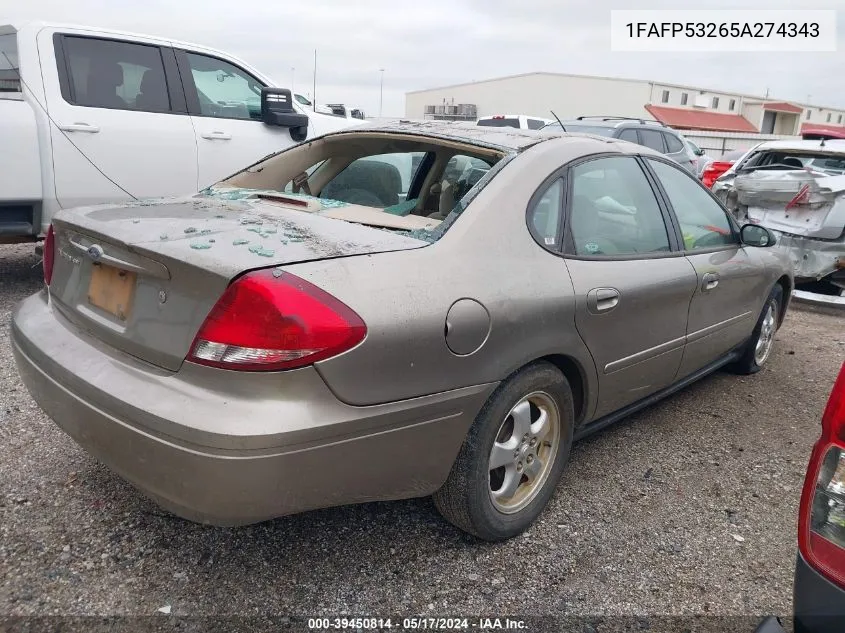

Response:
(61, 36), (172, 112)
(527, 119), (546, 130)
(0, 33), (20, 94)
(567, 156), (670, 256)
(639, 129), (667, 153)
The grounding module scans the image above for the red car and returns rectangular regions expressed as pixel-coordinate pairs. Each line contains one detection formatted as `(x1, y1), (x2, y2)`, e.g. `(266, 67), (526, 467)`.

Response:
(702, 149), (746, 188)
(758, 360), (845, 633)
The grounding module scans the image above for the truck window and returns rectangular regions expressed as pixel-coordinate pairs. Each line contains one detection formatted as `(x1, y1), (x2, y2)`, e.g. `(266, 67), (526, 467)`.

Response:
(184, 53), (264, 121)
(477, 118), (520, 128)
(0, 33), (21, 94)
(61, 37), (171, 112)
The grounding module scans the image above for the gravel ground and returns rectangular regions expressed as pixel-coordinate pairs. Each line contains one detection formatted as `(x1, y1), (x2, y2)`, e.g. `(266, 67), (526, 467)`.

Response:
(1, 242), (843, 625)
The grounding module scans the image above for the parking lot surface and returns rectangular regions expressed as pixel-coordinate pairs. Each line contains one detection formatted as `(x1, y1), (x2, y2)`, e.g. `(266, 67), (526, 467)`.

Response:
(1, 243), (843, 619)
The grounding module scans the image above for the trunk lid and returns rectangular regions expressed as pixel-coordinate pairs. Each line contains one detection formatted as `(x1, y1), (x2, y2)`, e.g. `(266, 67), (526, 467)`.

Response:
(49, 194), (428, 371)
(734, 170), (845, 239)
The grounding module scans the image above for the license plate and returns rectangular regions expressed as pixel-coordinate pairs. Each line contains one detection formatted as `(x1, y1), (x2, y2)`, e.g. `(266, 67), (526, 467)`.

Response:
(87, 264), (136, 321)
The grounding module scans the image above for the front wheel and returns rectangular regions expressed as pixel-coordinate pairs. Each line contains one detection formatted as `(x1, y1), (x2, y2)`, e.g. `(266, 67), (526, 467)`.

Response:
(731, 284), (783, 375)
(433, 362), (574, 541)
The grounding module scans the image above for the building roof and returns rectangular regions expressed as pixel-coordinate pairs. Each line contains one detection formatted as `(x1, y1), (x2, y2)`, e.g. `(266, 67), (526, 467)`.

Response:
(644, 105), (757, 133)
(762, 102), (803, 114)
(406, 71), (844, 114)
(800, 123), (845, 139)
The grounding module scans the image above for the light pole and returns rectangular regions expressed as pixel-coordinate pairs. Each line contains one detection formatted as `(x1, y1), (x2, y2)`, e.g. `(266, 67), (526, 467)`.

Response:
(379, 68), (385, 118)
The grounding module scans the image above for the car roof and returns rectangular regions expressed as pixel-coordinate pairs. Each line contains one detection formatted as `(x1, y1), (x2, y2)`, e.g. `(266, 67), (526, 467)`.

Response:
(322, 119), (592, 152)
(748, 139), (845, 153)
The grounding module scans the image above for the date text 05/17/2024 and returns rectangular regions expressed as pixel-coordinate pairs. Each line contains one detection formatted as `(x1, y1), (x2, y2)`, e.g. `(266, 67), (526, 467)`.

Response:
(307, 618), (528, 630)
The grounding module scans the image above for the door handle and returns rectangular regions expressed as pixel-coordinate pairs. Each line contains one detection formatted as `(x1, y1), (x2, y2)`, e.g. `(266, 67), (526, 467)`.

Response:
(587, 287), (620, 314)
(702, 272), (720, 292)
(59, 122), (100, 133)
(201, 131), (232, 140)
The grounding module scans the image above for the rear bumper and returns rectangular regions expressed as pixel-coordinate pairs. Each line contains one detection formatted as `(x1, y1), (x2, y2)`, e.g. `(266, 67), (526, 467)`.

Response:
(794, 552), (845, 633)
(12, 291), (494, 525)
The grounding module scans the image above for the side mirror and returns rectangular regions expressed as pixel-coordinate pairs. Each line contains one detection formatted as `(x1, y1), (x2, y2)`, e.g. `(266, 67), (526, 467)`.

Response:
(261, 87), (309, 141)
(695, 147), (706, 156)
(740, 223), (777, 247)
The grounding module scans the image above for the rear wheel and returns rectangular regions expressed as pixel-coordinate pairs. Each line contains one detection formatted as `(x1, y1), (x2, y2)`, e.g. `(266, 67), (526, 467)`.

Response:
(433, 362), (574, 541)
(731, 284), (783, 375)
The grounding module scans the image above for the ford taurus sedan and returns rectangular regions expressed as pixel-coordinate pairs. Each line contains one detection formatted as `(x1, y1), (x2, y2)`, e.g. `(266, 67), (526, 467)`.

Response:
(12, 121), (794, 541)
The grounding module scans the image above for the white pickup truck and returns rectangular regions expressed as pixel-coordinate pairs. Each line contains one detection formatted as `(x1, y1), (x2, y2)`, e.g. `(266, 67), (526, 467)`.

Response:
(0, 21), (359, 243)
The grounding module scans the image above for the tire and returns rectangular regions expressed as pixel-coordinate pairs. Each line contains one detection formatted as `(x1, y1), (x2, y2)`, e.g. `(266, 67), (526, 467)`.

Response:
(433, 362), (574, 541)
(730, 284), (783, 375)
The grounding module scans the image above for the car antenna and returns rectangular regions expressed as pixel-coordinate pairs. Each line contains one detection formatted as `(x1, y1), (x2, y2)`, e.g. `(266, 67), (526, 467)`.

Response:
(550, 110), (566, 132)
(820, 137), (826, 148)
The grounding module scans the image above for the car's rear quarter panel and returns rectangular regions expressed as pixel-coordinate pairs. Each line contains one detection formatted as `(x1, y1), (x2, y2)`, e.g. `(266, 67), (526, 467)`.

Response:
(294, 139), (616, 417)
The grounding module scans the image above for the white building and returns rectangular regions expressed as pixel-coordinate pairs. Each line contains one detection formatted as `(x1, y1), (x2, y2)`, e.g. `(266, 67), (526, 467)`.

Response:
(405, 72), (845, 136)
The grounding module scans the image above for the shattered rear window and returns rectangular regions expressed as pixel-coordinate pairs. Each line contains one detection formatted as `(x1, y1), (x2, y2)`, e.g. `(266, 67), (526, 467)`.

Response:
(206, 133), (507, 243)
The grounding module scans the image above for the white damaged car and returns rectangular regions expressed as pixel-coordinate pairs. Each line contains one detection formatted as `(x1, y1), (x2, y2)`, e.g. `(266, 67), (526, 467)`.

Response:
(713, 140), (845, 307)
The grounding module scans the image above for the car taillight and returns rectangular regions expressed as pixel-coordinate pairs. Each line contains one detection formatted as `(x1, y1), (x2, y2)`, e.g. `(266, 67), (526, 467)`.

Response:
(43, 224), (55, 286)
(702, 161), (734, 188)
(187, 269), (366, 372)
(799, 361), (845, 589)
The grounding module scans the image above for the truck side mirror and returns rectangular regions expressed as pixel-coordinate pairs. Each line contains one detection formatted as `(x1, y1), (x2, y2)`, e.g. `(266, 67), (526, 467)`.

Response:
(261, 88), (309, 141)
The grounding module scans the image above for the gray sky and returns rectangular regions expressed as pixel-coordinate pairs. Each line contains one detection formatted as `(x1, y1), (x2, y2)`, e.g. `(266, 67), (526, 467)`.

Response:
(10, 0), (845, 117)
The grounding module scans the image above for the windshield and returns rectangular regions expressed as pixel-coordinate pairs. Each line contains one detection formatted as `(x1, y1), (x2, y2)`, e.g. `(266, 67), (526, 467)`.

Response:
(542, 122), (616, 137)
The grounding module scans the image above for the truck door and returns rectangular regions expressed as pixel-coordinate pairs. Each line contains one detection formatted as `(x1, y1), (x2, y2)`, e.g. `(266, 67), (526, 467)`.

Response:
(38, 29), (198, 209)
(174, 49), (303, 189)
